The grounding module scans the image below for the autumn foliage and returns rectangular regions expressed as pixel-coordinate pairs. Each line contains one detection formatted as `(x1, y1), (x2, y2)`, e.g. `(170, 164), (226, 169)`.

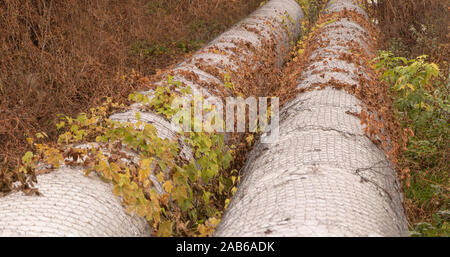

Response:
(0, 0), (262, 172)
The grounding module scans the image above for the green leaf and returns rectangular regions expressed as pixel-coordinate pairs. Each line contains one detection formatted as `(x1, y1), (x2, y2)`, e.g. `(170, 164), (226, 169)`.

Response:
(22, 151), (34, 164)
(56, 121), (65, 129)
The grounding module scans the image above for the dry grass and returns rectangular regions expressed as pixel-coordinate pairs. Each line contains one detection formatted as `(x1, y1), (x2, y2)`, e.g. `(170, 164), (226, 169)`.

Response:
(0, 0), (262, 171)
(364, 0), (449, 67)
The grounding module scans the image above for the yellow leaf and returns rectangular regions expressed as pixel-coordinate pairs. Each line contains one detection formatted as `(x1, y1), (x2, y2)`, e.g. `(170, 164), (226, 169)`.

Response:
(139, 158), (152, 182)
(111, 172), (120, 183)
(136, 203), (147, 217)
(231, 176), (236, 185)
(99, 159), (109, 172)
(406, 83), (415, 91)
(110, 162), (121, 173)
(156, 171), (165, 182)
(156, 221), (173, 237)
(246, 134), (254, 145)
(208, 217), (220, 227)
(197, 224), (209, 236)
(224, 199), (231, 209)
(26, 137), (34, 145)
(113, 184), (122, 196)
(141, 158), (152, 169)
(163, 180), (173, 194)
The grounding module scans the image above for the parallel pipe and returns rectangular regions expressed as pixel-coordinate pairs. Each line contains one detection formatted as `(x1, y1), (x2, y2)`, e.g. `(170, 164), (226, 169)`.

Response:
(215, 0), (409, 237)
(0, 0), (304, 236)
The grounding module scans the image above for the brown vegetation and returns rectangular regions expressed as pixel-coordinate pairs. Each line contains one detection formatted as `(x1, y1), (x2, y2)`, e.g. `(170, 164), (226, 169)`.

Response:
(363, 0), (449, 67)
(0, 0), (262, 172)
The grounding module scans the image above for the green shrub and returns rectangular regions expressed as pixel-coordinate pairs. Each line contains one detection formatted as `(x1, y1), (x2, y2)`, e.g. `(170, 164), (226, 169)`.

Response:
(375, 51), (449, 237)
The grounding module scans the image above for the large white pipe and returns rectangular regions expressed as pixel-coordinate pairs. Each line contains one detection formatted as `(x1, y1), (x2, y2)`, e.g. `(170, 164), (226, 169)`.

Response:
(0, 0), (304, 236)
(215, 0), (408, 237)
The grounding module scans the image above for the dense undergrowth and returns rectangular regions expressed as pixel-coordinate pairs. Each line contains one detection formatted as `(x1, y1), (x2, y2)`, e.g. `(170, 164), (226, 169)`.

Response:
(374, 52), (449, 236)
(362, 0), (449, 236)
(0, 0), (263, 175)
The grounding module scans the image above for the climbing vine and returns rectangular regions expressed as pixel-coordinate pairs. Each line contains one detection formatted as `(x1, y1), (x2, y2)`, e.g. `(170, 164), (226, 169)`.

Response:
(18, 74), (242, 237)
